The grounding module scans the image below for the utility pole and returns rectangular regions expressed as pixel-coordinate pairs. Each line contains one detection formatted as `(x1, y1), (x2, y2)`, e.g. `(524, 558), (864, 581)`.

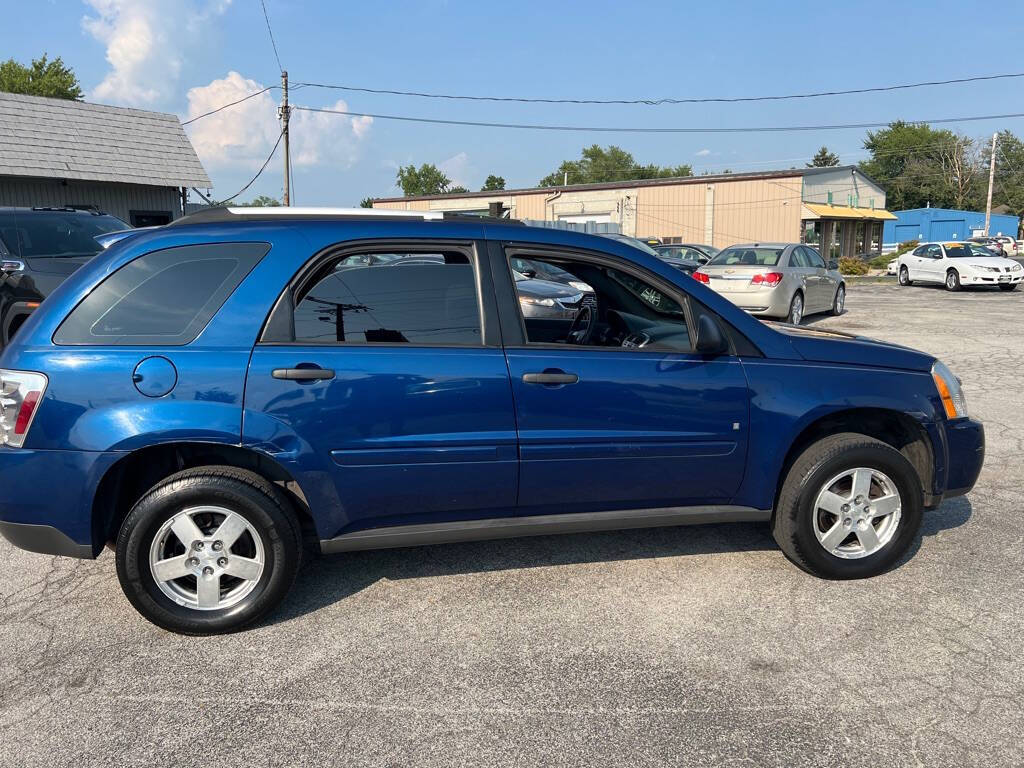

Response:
(279, 70), (291, 206)
(984, 132), (997, 235)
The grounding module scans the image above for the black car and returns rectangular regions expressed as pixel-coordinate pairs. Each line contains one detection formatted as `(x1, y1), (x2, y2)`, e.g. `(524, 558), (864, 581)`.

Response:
(0, 207), (128, 346)
(654, 244), (719, 275)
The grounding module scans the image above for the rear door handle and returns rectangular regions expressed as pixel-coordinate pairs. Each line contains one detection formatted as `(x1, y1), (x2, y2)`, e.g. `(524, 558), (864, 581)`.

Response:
(522, 371), (579, 385)
(272, 367), (335, 381)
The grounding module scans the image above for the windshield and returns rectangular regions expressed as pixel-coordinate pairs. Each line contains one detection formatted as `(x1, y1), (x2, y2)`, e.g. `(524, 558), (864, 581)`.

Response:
(0, 211), (128, 258)
(945, 243), (995, 258)
(709, 247), (783, 267)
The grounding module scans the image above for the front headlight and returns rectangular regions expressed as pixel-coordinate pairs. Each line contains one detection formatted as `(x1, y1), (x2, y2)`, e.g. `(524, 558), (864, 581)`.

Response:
(1013, 263), (1022, 271)
(931, 361), (968, 420)
(519, 296), (555, 307)
(971, 265), (1000, 272)
(569, 281), (592, 293)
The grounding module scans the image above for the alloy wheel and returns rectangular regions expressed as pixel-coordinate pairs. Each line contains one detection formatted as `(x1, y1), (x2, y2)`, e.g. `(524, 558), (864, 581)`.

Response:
(789, 293), (803, 324)
(811, 467), (902, 559)
(834, 286), (845, 314)
(148, 505), (265, 611)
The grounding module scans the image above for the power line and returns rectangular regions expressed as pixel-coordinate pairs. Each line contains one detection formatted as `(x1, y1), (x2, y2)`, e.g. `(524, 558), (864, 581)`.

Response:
(259, 0), (284, 71)
(182, 86), (277, 125)
(216, 128), (285, 204)
(291, 104), (1024, 134)
(293, 72), (1024, 106)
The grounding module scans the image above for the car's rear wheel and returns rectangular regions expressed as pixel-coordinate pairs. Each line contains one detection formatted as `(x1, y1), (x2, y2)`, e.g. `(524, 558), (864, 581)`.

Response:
(945, 269), (961, 291)
(787, 291), (804, 325)
(831, 284), (845, 316)
(116, 466), (301, 635)
(772, 433), (922, 579)
(898, 266), (912, 286)
(998, 283), (1018, 291)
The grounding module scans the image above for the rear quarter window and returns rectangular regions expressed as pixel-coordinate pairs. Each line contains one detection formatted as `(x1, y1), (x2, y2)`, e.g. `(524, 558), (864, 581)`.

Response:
(53, 242), (268, 345)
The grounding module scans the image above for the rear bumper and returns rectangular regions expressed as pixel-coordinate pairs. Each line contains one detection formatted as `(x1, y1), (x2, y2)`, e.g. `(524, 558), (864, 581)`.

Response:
(0, 447), (121, 558)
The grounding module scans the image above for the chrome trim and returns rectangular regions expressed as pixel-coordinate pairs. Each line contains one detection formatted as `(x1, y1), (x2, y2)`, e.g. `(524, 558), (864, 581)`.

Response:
(320, 505), (770, 554)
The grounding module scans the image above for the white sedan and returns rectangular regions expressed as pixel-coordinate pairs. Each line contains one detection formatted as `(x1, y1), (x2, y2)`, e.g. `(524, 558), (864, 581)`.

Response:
(897, 241), (1022, 291)
(886, 257), (899, 275)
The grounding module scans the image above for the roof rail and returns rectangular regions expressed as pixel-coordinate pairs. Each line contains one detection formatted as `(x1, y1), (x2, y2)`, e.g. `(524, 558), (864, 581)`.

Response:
(168, 206), (447, 227)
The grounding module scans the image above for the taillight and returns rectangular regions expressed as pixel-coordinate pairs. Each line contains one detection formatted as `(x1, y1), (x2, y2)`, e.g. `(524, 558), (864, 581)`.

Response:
(0, 370), (47, 448)
(693, 271), (710, 284)
(750, 272), (784, 287)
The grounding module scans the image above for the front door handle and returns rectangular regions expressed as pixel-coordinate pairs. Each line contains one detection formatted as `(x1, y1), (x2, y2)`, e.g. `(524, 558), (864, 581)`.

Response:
(522, 371), (579, 385)
(272, 367), (336, 381)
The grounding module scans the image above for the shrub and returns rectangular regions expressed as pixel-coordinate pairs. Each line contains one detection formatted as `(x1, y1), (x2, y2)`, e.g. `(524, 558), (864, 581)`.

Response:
(838, 256), (869, 275)
(869, 253), (892, 269)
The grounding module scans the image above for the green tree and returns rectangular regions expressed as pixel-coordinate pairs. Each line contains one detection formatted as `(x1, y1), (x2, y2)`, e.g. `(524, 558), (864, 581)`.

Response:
(396, 163), (452, 196)
(236, 195), (280, 207)
(539, 145), (692, 186)
(359, 196), (375, 208)
(807, 146), (840, 167)
(859, 121), (982, 210)
(448, 185), (470, 194)
(0, 54), (83, 100)
(481, 175), (506, 191)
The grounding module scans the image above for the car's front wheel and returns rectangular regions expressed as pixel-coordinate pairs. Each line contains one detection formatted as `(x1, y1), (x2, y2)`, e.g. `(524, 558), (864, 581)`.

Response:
(772, 433), (922, 579)
(945, 269), (961, 291)
(831, 284), (845, 316)
(898, 266), (912, 286)
(116, 466), (302, 635)
(787, 291), (804, 324)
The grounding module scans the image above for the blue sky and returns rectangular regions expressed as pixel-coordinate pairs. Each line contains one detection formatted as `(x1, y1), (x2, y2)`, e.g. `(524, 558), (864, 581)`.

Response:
(6, 0), (1024, 205)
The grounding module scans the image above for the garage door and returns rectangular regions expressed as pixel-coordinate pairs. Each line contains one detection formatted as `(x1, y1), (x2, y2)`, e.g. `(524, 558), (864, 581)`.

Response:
(928, 219), (965, 241)
(894, 224), (920, 243)
(558, 213), (613, 224)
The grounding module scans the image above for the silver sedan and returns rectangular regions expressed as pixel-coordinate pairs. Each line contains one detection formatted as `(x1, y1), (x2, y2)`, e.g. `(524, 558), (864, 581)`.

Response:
(694, 243), (845, 324)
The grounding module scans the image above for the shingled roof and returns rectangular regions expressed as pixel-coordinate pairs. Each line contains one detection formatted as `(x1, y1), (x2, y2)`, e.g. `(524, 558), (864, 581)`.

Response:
(0, 92), (211, 188)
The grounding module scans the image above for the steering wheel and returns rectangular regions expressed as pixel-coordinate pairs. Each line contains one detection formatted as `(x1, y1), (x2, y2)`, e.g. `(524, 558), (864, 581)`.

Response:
(566, 303), (596, 345)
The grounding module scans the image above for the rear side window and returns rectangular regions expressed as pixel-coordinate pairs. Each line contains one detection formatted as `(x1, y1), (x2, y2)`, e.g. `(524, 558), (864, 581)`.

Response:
(293, 250), (480, 344)
(54, 242), (268, 345)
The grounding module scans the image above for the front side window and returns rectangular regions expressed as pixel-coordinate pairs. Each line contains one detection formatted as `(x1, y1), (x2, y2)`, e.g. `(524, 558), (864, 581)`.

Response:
(927, 245), (943, 259)
(508, 252), (692, 352)
(293, 250), (481, 344)
(54, 242), (268, 345)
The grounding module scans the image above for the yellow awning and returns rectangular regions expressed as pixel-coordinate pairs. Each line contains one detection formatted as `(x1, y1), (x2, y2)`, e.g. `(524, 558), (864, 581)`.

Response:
(803, 203), (897, 221)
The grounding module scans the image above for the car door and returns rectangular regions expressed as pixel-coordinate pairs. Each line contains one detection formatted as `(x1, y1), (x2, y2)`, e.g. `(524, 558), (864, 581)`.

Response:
(243, 241), (519, 539)
(491, 242), (750, 513)
(905, 245), (928, 281)
(802, 246), (834, 310)
(922, 244), (945, 282)
(786, 246), (818, 310)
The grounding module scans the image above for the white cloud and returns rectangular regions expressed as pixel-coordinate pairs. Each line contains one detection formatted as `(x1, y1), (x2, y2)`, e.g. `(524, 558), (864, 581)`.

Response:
(695, 148), (712, 157)
(439, 152), (472, 187)
(184, 73), (372, 170)
(82, 0), (232, 106)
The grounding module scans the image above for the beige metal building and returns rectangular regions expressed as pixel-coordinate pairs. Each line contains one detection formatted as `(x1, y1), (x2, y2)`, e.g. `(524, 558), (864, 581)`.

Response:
(374, 165), (895, 260)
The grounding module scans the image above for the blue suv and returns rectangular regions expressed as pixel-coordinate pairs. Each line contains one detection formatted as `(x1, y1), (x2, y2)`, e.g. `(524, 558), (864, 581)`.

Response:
(0, 208), (984, 634)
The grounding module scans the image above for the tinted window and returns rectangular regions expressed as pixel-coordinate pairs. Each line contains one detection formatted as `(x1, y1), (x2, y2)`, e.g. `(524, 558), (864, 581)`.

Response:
(294, 251), (480, 344)
(788, 247), (810, 268)
(709, 247), (783, 266)
(54, 243), (268, 345)
(912, 246), (928, 256)
(0, 211), (127, 258)
(803, 247), (826, 268)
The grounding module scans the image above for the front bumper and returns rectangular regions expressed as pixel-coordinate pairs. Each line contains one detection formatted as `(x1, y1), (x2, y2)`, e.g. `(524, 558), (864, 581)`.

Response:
(941, 417), (985, 499)
(0, 448), (121, 558)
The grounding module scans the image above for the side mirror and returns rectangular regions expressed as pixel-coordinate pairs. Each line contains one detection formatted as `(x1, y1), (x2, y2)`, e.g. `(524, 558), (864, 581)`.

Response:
(695, 314), (728, 355)
(827, 260), (838, 270)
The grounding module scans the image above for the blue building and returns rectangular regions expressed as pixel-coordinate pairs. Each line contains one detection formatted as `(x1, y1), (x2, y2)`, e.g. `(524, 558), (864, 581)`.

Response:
(883, 207), (1020, 249)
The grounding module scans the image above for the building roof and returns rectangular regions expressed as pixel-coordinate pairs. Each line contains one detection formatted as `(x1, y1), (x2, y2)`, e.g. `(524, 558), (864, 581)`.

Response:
(0, 92), (211, 188)
(373, 165), (869, 204)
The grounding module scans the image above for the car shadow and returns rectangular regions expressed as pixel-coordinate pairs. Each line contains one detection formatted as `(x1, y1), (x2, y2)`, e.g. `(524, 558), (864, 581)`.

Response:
(263, 497), (973, 627)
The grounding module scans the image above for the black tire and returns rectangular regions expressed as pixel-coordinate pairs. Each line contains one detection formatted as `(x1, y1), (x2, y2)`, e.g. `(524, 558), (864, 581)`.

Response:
(831, 284), (845, 316)
(787, 291), (804, 325)
(898, 266), (912, 286)
(116, 466), (301, 635)
(772, 433), (923, 580)
(945, 269), (961, 292)
(998, 283), (1018, 292)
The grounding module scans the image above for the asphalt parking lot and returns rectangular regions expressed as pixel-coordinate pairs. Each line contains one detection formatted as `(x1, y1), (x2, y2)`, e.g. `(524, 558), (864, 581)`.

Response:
(1, 281), (1022, 768)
